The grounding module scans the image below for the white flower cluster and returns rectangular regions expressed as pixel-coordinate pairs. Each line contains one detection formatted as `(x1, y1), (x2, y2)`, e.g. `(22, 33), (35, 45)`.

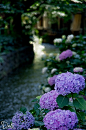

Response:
(66, 34), (74, 43)
(55, 53), (60, 61)
(49, 53), (54, 57)
(42, 67), (48, 74)
(51, 68), (57, 74)
(53, 38), (62, 44)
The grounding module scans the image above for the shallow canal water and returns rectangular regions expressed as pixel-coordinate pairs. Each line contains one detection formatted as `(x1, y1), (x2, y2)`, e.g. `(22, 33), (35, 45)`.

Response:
(0, 43), (59, 129)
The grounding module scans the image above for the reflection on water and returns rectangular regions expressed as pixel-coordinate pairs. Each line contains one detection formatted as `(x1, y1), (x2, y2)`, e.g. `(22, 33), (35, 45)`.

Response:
(0, 43), (58, 129)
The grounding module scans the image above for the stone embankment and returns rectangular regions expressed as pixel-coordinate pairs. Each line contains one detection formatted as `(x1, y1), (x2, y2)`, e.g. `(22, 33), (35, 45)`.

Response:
(0, 44), (34, 79)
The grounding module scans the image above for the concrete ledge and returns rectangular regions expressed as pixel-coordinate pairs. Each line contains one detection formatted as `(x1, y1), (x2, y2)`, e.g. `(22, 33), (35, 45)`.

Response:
(0, 44), (34, 79)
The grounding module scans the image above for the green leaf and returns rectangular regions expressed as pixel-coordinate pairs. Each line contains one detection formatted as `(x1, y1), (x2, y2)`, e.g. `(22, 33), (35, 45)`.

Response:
(77, 111), (86, 120)
(35, 109), (40, 116)
(35, 121), (44, 127)
(34, 103), (40, 110)
(56, 95), (69, 108)
(73, 97), (86, 110)
(32, 98), (38, 102)
(20, 107), (27, 114)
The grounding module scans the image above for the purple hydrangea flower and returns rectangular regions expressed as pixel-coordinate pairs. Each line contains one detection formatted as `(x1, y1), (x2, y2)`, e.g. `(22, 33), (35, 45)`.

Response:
(54, 72), (85, 95)
(59, 49), (73, 61)
(48, 75), (57, 86)
(39, 90), (59, 110)
(73, 67), (83, 73)
(43, 109), (78, 130)
(12, 111), (35, 130)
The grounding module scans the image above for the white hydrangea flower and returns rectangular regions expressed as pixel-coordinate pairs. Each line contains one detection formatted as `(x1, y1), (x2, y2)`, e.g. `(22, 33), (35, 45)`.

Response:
(53, 38), (62, 43)
(73, 67), (83, 73)
(49, 53), (54, 57)
(74, 54), (80, 59)
(62, 35), (66, 39)
(44, 87), (51, 93)
(47, 77), (51, 82)
(65, 34), (74, 43)
(72, 51), (77, 56)
(51, 68), (57, 74)
(42, 67), (48, 74)
(72, 43), (77, 47)
(55, 53), (60, 61)
(65, 39), (71, 43)
(67, 34), (74, 41)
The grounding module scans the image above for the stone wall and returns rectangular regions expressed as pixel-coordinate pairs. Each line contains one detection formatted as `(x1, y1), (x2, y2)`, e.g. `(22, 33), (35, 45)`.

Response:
(0, 44), (34, 79)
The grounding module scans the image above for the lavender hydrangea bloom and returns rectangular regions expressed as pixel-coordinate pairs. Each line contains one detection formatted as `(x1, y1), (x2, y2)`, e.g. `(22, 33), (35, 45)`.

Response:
(55, 72), (85, 95)
(59, 49), (73, 61)
(48, 75), (57, 86)
(43, 109), (78, 130)
(12, 111), (35, 130)
(39, 90), (59, 110)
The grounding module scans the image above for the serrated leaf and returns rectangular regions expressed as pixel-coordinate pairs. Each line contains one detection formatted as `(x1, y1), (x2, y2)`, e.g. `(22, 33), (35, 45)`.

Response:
(56, 95), (69, 108)
(73, 97), (86, 110)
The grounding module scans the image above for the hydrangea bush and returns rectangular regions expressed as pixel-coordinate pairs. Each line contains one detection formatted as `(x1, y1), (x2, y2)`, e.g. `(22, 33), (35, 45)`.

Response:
(7, 34), (86, 130)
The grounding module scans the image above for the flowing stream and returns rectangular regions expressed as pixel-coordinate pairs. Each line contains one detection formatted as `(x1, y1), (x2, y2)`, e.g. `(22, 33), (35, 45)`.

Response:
(0, 43), (58, 129)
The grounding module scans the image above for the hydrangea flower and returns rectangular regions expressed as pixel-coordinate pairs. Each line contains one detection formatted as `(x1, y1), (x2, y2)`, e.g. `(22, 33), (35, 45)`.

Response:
(43, 109), (78, 130)
(12, 111), (35, 130)
(55, 53), (60, 61)
(74, 54), (80, 59)
(42, 67), (48, 74)
(73, 67), (83, 73)
(62, 35), (66, 39)
(49, 53), (54, 57)
(67, 34), (74, 41)
(39, 90), (59, 110)
(48, 75), (57, 86)
(72, 51), (77, 56)
(72, 43), (77, 47)
(44, 87), (51, 93)
(55, 72), (85, 95)
(53, 38), (62, 44)
(59, 49), (73, 61)
(51, 68), (57, 74)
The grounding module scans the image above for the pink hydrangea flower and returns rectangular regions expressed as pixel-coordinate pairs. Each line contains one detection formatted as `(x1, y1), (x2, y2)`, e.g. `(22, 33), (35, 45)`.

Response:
(48, 75), (57, 86)
(59, 49), (73, 60)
